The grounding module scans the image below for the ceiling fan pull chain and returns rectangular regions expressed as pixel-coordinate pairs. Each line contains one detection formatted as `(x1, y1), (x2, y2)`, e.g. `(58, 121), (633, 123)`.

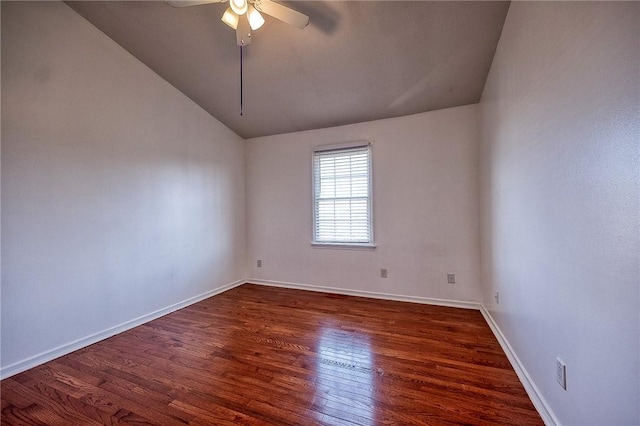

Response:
(240, 45), (244, 116)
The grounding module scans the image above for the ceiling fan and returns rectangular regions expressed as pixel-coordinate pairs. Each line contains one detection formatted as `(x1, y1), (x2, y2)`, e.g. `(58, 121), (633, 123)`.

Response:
(167, 0), (310, 46)
(167, 0), (308, 116)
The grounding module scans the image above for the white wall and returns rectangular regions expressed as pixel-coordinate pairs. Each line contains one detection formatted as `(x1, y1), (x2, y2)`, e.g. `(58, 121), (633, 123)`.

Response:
(1, 2), (246, 375)
(479, 2), (639, 425)
(247, 105), (480, 303)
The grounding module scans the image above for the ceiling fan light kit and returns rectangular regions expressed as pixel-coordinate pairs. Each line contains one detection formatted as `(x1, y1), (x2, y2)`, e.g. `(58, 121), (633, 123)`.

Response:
(167, 0), (309, 115)
(220, 4), (262, 41)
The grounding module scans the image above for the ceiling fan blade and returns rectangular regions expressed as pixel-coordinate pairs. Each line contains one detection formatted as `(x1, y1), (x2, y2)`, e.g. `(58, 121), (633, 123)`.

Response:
(166, 0), (225, 8)
(254, 0), (309, 29)
(236, 13), (251, 46)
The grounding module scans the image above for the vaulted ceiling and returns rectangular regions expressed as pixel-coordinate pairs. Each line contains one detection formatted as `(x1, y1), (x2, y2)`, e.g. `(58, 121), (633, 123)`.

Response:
(66, 1), (509, 139)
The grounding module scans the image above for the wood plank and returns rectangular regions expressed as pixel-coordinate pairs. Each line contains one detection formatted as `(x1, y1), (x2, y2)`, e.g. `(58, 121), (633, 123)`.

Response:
(1, 284), (543, 425)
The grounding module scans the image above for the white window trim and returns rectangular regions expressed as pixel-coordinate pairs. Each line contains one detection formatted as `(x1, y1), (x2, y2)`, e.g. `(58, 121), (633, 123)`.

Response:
(311, 242), (377, 250)
(311, 141), (375, 249)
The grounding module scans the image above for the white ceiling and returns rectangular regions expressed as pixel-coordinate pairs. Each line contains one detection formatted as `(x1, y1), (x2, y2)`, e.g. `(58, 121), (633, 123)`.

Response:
(65, 1), (510, 138)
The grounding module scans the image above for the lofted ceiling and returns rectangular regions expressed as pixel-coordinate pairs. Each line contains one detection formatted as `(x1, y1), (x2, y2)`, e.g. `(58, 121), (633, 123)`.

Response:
(65, 1), (510, 139)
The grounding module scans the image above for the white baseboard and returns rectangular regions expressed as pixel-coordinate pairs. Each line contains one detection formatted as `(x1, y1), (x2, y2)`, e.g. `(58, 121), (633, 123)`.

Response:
(247, 278), (481, 310)
(480, 306), (560, 426)
(0, 279), (244, 380)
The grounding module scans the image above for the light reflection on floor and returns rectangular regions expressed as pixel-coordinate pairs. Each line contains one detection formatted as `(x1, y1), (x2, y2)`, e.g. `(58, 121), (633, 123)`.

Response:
(313, 325), (376, 425)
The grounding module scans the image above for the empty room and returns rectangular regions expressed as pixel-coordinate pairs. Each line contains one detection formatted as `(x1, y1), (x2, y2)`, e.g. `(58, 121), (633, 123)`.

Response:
(1, 1), (638, 425)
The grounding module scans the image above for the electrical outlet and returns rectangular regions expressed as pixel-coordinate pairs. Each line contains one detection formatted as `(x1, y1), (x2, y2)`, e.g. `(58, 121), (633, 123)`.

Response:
(556, 358), (567, 390)
(380, 268), (388, 278)
(494, 291), (500, 304)
(447, 273), (456, 284)
(257, 260), (262, 268)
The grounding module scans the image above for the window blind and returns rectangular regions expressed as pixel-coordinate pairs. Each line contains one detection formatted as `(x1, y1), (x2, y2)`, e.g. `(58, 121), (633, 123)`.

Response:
(313, 144), (372, 244)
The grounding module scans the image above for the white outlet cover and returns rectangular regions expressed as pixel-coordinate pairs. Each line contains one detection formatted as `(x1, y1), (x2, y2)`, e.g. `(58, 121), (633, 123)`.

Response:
(556, 358), (567, 390)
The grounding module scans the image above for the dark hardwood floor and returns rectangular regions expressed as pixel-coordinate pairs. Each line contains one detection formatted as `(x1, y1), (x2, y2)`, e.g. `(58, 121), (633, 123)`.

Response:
(1, 284), (543, 425)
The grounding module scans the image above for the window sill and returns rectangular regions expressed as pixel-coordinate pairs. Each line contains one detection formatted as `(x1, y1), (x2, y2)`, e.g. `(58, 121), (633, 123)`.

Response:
(311, 243), (377, 251)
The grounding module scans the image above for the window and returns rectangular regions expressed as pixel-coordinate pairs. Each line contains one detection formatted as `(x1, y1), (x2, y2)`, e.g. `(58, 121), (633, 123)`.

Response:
(313, 142), (373, 246)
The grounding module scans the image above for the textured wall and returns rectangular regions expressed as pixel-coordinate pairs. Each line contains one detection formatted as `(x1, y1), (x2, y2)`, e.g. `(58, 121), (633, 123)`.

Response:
(479, 2), (639, 424)
(1, 2), (247, 374)
(247, 105), (481, 303)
